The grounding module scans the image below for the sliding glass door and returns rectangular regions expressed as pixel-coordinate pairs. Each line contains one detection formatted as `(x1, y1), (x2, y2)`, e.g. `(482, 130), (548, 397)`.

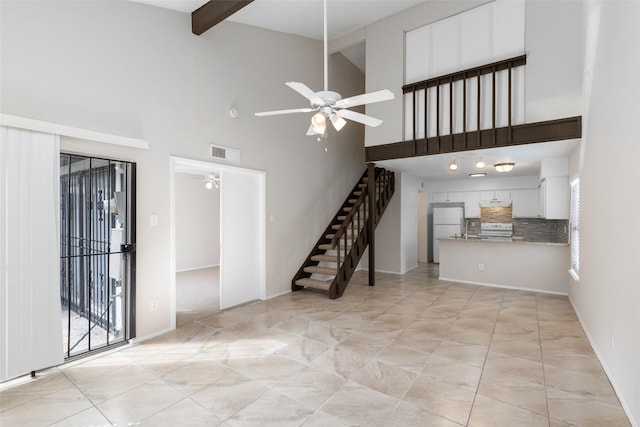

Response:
(59, 154), (136, 358)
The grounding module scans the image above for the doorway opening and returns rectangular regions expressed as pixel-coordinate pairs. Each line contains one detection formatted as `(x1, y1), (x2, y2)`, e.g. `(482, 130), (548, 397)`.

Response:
(59, 154), (136, 359)
(170, 157), (266, 330)
(174, 171), (221, 327)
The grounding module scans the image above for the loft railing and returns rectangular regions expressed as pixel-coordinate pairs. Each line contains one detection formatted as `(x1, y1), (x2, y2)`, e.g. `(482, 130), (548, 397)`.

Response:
(402, 55), (527, 154)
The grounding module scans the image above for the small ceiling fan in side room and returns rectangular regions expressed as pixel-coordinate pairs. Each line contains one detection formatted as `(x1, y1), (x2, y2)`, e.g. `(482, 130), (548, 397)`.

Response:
(191, 173), (220, 190)
(255, 0), (394, 137)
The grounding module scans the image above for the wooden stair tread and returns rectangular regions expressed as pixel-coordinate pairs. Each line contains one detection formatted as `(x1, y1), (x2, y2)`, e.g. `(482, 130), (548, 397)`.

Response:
(311, 254), (338, 263)
(326, 232), (357, 240)
(304, 266), (337, 275)
(318, 243), (351, 251)
(295, 278), (332, 291)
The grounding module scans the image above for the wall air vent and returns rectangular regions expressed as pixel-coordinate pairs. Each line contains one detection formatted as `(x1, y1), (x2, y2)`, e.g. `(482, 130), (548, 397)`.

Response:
(210, 144), (240, 163)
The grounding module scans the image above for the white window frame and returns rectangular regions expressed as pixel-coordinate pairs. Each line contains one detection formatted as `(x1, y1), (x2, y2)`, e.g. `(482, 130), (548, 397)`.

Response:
(569, 177), (580, 281)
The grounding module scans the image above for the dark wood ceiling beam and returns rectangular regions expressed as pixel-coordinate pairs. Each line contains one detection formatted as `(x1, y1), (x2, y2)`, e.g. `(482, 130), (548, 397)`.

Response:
(192, 0), (254, 36)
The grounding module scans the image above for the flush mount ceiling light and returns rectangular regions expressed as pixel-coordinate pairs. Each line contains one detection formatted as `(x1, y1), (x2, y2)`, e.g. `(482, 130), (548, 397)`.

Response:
(476, 160), (485, 168)
(494, 162), (515, 173)
(449, 159), (458, 171)
(469, 173), (487, 177)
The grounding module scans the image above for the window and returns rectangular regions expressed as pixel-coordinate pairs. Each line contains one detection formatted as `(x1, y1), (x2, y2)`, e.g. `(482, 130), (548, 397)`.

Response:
(569, 178), (580, 280)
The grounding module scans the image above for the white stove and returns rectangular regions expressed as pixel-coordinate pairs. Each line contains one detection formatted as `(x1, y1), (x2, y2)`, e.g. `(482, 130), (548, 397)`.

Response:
(478, 222), (513, 240)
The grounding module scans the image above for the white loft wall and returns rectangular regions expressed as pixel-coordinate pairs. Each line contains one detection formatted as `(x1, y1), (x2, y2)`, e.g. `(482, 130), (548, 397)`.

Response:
(571, 1), (640, 425)
(364, 0), (583, 147)
(175, 173), (220, 271)
(0, 1), (365, 338)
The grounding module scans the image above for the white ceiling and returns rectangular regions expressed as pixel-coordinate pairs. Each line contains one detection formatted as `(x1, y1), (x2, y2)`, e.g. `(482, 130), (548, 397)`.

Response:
(129, 0), (427, 41)
(378, 139), (580, 182)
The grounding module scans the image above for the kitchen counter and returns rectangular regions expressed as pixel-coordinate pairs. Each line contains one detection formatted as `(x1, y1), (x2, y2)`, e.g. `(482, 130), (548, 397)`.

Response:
(437, 236), (569, 246)
(438, 237), (570, 294)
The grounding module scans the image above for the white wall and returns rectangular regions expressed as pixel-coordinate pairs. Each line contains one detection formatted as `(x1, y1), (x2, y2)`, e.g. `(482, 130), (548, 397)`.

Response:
(0, 1), (365, 338)
(175, 173), (220, 271)
(570, 2), (640, 425)
(400, 173), (420, 273)
(418, 191), (429, 262)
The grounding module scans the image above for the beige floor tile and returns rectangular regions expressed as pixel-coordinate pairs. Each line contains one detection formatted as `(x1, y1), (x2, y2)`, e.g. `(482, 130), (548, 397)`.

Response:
(190, 371), (270, 419)
(546, 387), (631, 426)
(142, 398), (223, 426)
(488, 337), (542, 362)
(432, 339), (488, 368)
(0, 386), (92, 427)
(161, 357), (236, 395)
(227, 390), (314, 426)
(49, 406), (113, 427)
(336, 332), (393, 356)
(404, 374), (475, 425)
(446, 326), (494, 347)
(273, 333), (332, 364)
(301, 411), (350, 426)
(482, 353), (545, 385)
(422, 355), (483, 392)
(468, 394), (549, 427)
(221, 352), (306, 380)
(74, 364), (157, 403)
(391, 401), (464, 427)
(374, 344), (431, 373)
(272, 366), (344, 410)
(544, 364), (620, 405)
(311, 346), (369, 379)
(542, 347), (604, 376)
(351, 359), (417, 399)
(478, 374), (548, 415)
(320, 381), (399, 426)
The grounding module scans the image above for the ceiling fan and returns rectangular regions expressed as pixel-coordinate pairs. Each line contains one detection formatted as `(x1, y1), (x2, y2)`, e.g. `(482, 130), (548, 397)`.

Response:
(191, 173), (220, 189)
(255, 0), (394, 136)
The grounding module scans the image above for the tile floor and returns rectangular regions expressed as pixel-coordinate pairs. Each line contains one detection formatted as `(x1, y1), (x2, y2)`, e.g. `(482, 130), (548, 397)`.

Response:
(176, 267), (220, 327)
(0, 264), (631, 426)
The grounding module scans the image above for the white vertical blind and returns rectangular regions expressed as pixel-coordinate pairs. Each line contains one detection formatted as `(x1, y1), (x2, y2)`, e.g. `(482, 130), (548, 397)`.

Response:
(570, 178), (580, 278)
(0, 126), (63, 381)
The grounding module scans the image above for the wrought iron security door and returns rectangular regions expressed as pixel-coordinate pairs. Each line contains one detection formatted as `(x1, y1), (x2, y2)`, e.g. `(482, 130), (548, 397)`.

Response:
(59, 154), (136, 358)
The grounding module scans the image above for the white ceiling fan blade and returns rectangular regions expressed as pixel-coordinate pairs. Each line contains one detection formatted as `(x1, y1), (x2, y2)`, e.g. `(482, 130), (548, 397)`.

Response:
(335, 89), (394, 109)
(337, 109), (383, 127)
(286, 82), (325, 106)
(255, 107), (315, 117)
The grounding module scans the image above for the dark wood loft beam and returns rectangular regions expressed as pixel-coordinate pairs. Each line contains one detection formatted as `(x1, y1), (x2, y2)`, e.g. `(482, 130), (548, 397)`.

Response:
(192, 0), (254, 36)
(365, 116), (582, 162)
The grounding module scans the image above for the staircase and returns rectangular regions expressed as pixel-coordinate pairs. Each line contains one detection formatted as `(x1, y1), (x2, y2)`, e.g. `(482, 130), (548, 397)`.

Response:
(292, 165), (395, 299)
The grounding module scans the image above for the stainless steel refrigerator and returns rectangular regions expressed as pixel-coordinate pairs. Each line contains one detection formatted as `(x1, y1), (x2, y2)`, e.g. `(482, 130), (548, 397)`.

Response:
(433, 207), (463, 263)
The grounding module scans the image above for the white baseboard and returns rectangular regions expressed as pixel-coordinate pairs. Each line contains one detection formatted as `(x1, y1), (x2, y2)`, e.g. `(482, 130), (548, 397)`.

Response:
(569, 296), (638, 427)
(176, 264), (219, 273)
(438, 276), (568, 296)
(266, 289), (291, 300)
(130, 326), (173, 344)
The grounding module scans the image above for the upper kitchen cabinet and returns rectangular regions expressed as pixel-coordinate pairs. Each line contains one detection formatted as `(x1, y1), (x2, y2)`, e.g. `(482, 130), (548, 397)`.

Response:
(480, 190), (511, 201)
(511, 188), (541, 218)
(432, 192), (465, 203)
(464, 192), (481, 218)
(539, 176), (569, 219)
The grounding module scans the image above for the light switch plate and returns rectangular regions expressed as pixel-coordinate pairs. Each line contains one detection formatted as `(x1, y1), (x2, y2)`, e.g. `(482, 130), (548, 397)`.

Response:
(149, 214), (158, 227)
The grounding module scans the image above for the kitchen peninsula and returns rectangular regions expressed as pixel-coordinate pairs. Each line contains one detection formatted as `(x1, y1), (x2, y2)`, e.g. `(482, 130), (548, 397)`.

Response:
(438, 237), (569, 294)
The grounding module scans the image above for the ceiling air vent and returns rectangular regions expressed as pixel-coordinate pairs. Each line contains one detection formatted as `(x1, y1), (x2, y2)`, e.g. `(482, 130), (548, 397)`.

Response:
(210, 144), (240, 163)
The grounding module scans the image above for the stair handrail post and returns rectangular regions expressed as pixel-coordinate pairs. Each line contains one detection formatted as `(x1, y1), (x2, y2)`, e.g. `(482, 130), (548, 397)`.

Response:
(367, 162), (376, 287)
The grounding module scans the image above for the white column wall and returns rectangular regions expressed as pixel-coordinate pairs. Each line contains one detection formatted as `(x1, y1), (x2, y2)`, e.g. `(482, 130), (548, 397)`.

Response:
(570, 2), (640, 425)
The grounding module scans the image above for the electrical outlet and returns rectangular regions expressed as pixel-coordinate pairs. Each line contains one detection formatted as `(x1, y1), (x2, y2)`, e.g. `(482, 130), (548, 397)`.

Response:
(150, 299), (158, 311)
(478, 263), (484, 271)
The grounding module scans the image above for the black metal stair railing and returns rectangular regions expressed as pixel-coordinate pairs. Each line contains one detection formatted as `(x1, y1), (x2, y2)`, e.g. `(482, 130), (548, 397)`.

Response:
(291, 167), (395, 299)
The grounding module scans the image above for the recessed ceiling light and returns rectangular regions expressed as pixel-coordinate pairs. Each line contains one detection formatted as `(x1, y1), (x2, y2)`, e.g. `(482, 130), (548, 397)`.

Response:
(494, 162), (515, 173)
(469, 173), (487, 177)
(476, 160), (485, 168)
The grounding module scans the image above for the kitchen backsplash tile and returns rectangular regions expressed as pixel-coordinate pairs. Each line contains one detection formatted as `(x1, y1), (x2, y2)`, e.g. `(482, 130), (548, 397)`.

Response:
(465, 206), (568, 243)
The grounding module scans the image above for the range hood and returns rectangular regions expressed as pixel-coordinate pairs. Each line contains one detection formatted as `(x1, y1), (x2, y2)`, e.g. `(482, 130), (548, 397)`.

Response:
(480, 199), (512, 207)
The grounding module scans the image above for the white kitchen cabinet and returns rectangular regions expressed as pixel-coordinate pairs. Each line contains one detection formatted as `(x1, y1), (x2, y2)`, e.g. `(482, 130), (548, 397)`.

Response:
(432, 192), (464, 203)
(480, 190), (511, 201)
(539, 176), (569, 219)
(511, 189), (540, 218)
(464, 191), (481, 218)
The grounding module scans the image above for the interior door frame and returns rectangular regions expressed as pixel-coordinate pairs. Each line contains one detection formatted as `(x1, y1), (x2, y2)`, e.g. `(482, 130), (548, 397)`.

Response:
(169, 156), (266, 329)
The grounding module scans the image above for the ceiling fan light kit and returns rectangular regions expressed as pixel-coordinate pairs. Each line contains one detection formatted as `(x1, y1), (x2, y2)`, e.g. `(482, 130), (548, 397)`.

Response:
(494, 162), (515, 173)
(255, 0), (394, 137)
